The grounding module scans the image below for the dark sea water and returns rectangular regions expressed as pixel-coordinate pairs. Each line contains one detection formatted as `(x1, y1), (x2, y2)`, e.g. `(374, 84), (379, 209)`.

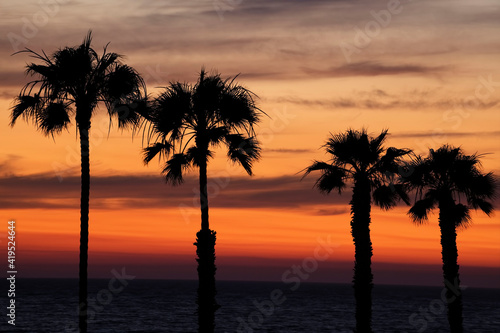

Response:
(0, 279), (499, 332)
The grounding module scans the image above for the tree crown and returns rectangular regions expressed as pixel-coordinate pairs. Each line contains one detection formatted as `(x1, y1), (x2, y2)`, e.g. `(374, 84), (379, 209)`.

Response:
(303, 128), (411, 209)
(143, 69), (264, 184)
(404, 145), (496, 226)
(10, 31), (147, 134)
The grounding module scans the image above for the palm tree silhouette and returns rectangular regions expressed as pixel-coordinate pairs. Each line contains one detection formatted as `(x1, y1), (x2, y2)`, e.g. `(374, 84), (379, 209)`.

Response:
(143, 69), (263, 332)
(403, 145), (496, 333)
(10, 31), (147, 333)
(303, 128), (410, 333)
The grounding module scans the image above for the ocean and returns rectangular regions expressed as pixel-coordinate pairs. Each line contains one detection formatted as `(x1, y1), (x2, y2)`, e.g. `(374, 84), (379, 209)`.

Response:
(1, 279), (499, 332)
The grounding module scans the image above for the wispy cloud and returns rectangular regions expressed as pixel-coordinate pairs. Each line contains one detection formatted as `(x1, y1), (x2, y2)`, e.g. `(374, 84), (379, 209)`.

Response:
(301, 61), (451, 78)
(391, 130), (500, 139)
(0, 172), (351, 210)
(0, 155), (22, 176)
(314, 208), (349, 216)
(5, 170), (497, 212)
(265, 148), (314, 154)
(273, 89), (500, 111)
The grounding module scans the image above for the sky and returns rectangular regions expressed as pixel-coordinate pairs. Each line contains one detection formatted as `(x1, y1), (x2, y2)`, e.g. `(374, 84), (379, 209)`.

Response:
(0, 0), (499, 288)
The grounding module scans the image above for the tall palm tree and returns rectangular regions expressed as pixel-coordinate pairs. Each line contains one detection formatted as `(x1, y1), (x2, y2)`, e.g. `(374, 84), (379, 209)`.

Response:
(303, 129), (410, 333)
(143, 69), (263, 332)
(403, 145), (496, 333)
(10, 31), (147, 333)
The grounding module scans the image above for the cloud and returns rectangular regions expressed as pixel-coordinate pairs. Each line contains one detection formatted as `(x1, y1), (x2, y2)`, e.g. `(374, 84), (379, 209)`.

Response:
(5, 170), (496, 212)
(273, 89), (500, 111)
(301, 61), (450, 78)
(2, 0), (497, 93)
(0, 155), (22, 176)
(217, 61), (454, 82)
(314, 208), (349, 216)
(0, 90), (16, 100)
(391, 131), (500, 139)
(0, 172), (351, 211)
(0, 70), (29, 91)
(265, 148), (314, 154)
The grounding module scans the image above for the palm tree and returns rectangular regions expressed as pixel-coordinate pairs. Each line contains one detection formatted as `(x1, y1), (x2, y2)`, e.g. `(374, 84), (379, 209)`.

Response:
(10, 32), (147, 333)
(303, 129), (410, 333)
(143, 69), (263, 332)
(403, 145), (496, 333)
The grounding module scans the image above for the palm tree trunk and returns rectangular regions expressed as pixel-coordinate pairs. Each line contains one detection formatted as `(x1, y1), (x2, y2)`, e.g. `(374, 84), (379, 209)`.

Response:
(194, 157), (218, 333)
(350, 176), (373, 333)
(199, 156), (209, 231)
(78, 125), (90, 333)
(439, 199), (463, 333)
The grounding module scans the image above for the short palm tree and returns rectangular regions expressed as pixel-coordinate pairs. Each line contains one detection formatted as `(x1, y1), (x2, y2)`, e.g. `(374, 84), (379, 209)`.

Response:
(303, 129), (410, 333)
(403, 145), (496, 333)
(10, 31), (147, 333)
(143, 69), (263, 332)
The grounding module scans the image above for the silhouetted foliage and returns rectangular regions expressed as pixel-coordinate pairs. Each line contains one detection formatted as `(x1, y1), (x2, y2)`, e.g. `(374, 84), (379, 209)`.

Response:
(10, 31), (147, 333)
(303, 128), (410, 333)
(403, 145), (497, 333)
(143, 69), (263, 332)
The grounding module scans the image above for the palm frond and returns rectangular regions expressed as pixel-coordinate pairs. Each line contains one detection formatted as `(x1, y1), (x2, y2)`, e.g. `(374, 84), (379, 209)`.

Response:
(468, 198), (494, 216)
(400, 156), (431, 192)
(302, 161), (333, 178)
(26, 63), (54, 79)
(376, 147), (412, 174)
(369, 128), (389, 157)
(225, 134), (261, 175)
(104, 64), (144, 101)
(148, 83), (192, 143)
(408, 197), (436, 224)
(37, 102), (71, 135)
(143, 142), (172, 164)
(186, 146), (214, 167)
(394, 183), (411, 205)
(461, 172), (496, 200)
(10, 94), (41, 125)
(96, 52), (121, 77)
(302, 161), (347, 194)
(207, 126), (229, 146)
(193, 70), (224, 115)
(111, 103), (140, 129)
(372, 184), (409, 210)
(162, 153), (192, 185)
(452, 203), (472, 228)
(373, 185), (397, 210)
(218, 84), (260, 130)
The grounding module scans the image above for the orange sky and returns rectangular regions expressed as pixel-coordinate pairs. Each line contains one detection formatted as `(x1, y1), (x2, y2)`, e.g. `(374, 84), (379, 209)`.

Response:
(1, 0), (499, 287)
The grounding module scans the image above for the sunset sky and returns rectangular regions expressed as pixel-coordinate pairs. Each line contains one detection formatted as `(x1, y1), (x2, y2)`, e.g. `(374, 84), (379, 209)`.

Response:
(0, 0), (499, 288)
